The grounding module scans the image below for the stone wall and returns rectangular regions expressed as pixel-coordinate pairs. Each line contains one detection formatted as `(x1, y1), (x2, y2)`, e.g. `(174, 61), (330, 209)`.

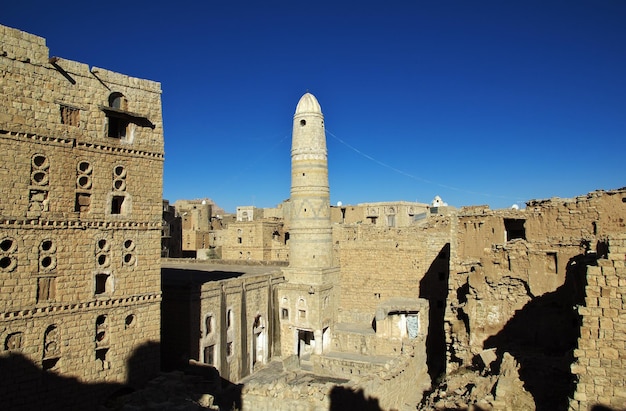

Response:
(448, 189), (626, 368)
(570, 235), (626, 410)
(221, 220), (288, 262)
(0, 24), (163, 409)
(161, 268), (285, 382)
(445, 189), (626, 409)
(242, 339), (429, 411)
(336, 216), (453, 323)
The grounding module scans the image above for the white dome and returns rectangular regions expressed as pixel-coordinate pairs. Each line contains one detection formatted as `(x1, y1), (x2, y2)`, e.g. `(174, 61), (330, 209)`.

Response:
(295, 92), (322, 115)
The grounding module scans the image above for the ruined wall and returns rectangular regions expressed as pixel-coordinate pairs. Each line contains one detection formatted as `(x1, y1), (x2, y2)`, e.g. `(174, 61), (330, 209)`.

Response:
(570, 235), (626, 411)
(242, 339), (429, 411)
(448, 189), (626, 368)
(445, 189), (626, 410)
(0, 24), (163, 408)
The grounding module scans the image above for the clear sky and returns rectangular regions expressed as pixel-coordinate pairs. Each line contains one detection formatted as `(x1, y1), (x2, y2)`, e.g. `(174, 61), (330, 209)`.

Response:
(4, 1), (625, 212)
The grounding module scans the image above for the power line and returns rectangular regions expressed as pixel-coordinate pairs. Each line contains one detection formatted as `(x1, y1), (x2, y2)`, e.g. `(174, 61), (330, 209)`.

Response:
(326, 129), (523, 204)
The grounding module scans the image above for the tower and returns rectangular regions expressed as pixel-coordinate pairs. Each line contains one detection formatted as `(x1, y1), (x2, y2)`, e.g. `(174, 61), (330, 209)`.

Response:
(278, 93), (339, 359)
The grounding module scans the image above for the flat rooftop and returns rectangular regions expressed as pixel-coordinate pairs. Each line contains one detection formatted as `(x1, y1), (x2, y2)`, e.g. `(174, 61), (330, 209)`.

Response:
(161, 260), (284, 286)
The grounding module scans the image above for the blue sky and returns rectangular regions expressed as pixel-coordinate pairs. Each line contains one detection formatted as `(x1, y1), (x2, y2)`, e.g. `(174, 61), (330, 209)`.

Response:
(4, 1), (625, 212)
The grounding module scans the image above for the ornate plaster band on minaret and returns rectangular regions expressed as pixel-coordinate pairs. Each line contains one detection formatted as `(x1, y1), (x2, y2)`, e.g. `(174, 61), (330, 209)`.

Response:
(288, 92), (333, 272)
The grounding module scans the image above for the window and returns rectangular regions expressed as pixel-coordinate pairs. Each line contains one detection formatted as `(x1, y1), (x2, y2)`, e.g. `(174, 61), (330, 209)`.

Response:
(281, 308), (289, 320)
(387, 214), (395, 227)
(106, 93), (129, 139)
(60, 105), (79, 126)
(37, 277), (56, 302)
(111, 195), (125, 214)
(95, 273), (112, 295)
(205, 315), (213, 335)
(204, 345), (215, 365)
(5, 332), (23, 351)
(226, 342), (233, 356)
(298, 309), (306, 319)
(227, 309), (233, 329)
(125, 314), (136, 329)
(504, 219), (526, 241)
(0, 237), (18, 272)
(108, 117), (128, 138)
(95, 315), (108, 347)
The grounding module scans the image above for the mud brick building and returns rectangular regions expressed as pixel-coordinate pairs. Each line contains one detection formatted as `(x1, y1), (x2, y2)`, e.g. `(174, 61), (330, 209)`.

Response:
(0, 24), (163, 409)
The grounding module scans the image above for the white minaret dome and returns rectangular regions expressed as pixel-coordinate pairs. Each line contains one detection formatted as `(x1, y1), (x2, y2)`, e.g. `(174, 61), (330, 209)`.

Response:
(295, 92), (322, 115)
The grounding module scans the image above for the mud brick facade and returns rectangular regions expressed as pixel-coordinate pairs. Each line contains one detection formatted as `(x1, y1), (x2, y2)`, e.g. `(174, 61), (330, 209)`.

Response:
(571, 235), (626, 410)
(0, 24), (163, 409)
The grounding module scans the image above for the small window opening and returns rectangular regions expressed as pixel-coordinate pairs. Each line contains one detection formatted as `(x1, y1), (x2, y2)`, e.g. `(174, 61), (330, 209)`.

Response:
(299, 309), (306, 319)
(504, 218), (526, 241)
(40, 256), (52, 268)
(0, 257), (11, 269)
(237, 237), (242, 244)
(113, 179), (125, 191)
(42, 358), (59, 371)
(111, 196), (125, 214)
(32, 171), (47, 184)
(227, 342), (233, 356)
(281, 308), (289, 320)
(300, 119), (306, 126)
(5, 332), (23, 351)
(95, 315), (107, 346)
(97, 254), (108, 266)
(125, 314), (136, 329)
(95, 274), (110, 295)
(227, 310), (233, 329)
(108, 117), (128, 138)
(204, 345), (215, 365)
(114, 165), (126, 177)
(37, 277), (56, 302)
(95, 348), (109, 370)
(109, 92), (126, 109)
(75, 193), (91, 212)
(1, 238), (14, 252)
(60, 105), (80, 126)
(32, 155), (48, 169)
(123, 253), (135, 265)
(78, 161), (91, 173)
(40, 240), (53, 252)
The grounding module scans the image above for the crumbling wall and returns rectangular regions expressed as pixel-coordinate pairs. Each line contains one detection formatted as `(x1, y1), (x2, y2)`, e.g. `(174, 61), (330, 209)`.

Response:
(243, 340), (429, 411)
(446, 189), (626, 410)
(570, 235), (626, 410)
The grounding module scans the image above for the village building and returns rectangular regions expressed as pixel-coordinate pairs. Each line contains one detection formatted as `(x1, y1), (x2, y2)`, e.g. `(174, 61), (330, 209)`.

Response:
(0, 24), (163, 409)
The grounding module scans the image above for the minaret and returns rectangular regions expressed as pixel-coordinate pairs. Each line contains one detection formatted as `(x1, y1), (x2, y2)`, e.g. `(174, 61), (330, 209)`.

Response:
(279, 93), (339, 358)
(288, 92), (333, 274)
